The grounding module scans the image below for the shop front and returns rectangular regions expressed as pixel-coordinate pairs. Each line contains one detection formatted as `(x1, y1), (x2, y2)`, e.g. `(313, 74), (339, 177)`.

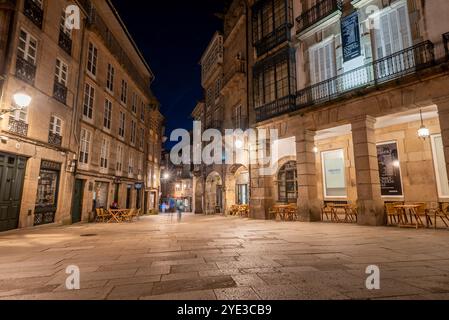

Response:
(34, 160), (61, 226)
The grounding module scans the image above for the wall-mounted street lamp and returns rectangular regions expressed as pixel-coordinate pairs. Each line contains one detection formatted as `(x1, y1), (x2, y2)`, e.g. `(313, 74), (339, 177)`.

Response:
(417, 109), (430, 140)
(0, 85), (32, 116)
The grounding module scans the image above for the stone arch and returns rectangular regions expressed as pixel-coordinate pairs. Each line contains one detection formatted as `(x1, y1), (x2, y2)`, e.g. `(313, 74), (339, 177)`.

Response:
(273, 156), (298, 204)
(205, 171), (223, 214)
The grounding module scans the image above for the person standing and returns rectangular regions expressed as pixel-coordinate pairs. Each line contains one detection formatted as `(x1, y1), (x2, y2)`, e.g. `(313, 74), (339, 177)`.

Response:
(176, 199), (185, 222)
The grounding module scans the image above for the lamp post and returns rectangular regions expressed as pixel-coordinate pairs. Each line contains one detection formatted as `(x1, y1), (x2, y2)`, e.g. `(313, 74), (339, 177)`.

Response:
(0, 85), (32, 116)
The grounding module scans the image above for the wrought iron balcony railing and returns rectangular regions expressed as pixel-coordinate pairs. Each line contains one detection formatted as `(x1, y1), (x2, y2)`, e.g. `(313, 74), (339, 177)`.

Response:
(256, 41), (435, 122)
(296, 0), (342, 34)
(48, 132), (63, 146)
(53, 81), (68, 105)
(256, 95), (296, 122)
(254, 24), (292, 57)
(223, 59), (246, 88)
(8, 118), (29, 136)
(444, 32), (449, 60)
(15, 56), (36, 85)
(58, 30), (72, 56)
(23, 0), (43, 29)
(295, 41), (434, 109)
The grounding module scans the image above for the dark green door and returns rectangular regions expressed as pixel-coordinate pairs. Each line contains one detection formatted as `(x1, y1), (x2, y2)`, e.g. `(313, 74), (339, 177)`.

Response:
(71, 179), (83, 223)
(0, 153), (27, 232)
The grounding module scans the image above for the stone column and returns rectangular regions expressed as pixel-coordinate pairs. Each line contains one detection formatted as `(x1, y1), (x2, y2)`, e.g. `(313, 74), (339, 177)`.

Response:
(296, 130), (321, 221)
(351, 116), (385, 226)
(437, 100), (449, 183)
(249, 163), (272, 220)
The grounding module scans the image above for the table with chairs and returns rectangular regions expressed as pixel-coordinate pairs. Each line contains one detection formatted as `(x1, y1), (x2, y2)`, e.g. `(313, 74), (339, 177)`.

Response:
(269, 204), (299, 221)
(321, 203), (358, 223)
(229, 204), (250, 218)
(385, 202), (449, 229)
(95, 208), (141, 223)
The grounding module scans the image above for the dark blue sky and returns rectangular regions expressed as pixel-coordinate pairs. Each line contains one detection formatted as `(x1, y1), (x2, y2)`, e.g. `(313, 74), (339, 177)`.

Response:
(111, 0), (225, 149)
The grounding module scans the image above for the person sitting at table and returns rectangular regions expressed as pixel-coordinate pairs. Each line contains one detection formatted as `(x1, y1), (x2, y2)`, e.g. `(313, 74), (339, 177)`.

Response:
(110, 201), (119, 210)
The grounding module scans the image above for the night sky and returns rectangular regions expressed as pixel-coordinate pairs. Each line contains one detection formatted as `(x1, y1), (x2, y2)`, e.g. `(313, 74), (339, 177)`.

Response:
(110, 0), (225, 149)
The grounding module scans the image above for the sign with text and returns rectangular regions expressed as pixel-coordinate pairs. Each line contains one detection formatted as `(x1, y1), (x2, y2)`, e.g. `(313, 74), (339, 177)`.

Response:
(377, 142), (403, 197)
(341, 11), (362, 62)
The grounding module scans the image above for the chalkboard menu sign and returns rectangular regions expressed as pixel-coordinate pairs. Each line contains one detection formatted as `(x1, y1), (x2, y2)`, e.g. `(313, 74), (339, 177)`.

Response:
(341, 11), (361, 62)
(377, 142), (403, 197)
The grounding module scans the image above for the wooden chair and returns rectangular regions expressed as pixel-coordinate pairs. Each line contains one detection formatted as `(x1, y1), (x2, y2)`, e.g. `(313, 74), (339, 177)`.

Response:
(269, 206), (277, 220)
(229, 205), (239, 216)
(345, 204), (358, 223)
(321, 204), (333, 221)
(415, 203), (431, 228)
(121, 209), (136, 222)
(385, 203), (401, 225)
(95, 208), (111, 223)
(433, 203), (449, 229)
(238, 205), (249, 218)
(287, 204), (299, 221)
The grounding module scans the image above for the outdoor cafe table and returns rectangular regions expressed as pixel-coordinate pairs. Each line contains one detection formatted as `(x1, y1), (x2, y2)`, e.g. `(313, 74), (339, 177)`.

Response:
(394, 205), (425, 229)
(273, 205), (296, 221)
(108, 209), (130, 223)
(330, 204), (353, 223)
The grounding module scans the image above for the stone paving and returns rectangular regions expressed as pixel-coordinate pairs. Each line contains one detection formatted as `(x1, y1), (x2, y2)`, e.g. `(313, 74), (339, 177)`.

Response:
(1, 213), (449, 300)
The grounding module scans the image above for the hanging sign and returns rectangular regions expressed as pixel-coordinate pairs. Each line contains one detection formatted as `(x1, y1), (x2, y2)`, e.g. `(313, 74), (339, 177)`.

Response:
(341, 11), (362, 62)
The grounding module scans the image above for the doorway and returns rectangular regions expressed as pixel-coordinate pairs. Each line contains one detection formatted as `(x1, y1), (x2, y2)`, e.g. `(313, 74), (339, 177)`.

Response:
(71, 179), (83, 224)
(0, 153), (27, 232)
(126, 185), (132, 209)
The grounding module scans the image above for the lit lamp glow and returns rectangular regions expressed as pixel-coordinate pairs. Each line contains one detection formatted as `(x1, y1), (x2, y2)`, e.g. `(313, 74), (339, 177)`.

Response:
(312, 146), (319, 154)
(13, 91), (32, 108)
(235, 139), (244, 149)
(163, 173), (170, 180)
(417, 109), (430, 140)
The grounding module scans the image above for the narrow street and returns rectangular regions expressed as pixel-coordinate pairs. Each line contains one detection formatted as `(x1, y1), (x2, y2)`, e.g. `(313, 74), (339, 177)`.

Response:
(1, 215), (448, 300)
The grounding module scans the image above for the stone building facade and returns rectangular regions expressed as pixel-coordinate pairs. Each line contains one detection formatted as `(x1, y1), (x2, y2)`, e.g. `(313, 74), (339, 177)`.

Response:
(195, 0), (449, 226)
(0, 0), (163, 232)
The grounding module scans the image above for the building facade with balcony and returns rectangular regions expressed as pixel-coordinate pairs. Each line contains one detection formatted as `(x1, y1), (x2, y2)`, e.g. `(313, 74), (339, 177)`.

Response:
(248, 0), (449, 225)
(0, 0), (87, 231)
(74, 0), (163, 222)
(0, 0), (163, 232)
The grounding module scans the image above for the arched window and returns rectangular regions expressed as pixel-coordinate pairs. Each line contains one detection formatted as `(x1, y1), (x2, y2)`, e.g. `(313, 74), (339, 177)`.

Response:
(278, 161), (298, 203)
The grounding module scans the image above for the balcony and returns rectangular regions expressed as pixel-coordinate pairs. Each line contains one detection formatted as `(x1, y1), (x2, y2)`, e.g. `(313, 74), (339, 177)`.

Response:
(48, 132), (62, 147)
(15, 56), (36, 85)
(296, 0), (342, 35)
(58, 30), (72, 56)
(8, 118), (29, 136)
(444, 32), (449, 60)
(53, 81), (68, 104)
(256, 95), (296, 122)
(222, 58), (246, 90)
(23, 0), (43, 29)
(295, 41), (434, 109)
(254, 24), (292, 57)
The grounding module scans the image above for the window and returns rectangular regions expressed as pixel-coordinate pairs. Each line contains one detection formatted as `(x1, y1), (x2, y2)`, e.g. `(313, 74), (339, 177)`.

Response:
(278, 161), (298, 203)
(87, 42), (98, 76)
(252, 0), (293, 55)
(121, 80), (128, 104)
(138, 156), (143, 176)
(130, 120), (137, 145)
(253, 49), (296, 108)
(79, 128), (91, 164)
(309, 38), (336, 85)
(140, 102), (145, 122)
(100, 138), (110, 170)
(431, 135), (449, 198)
(372, 1), (411, 60)
(118, 111), (125, 138)
(322, 149), (347, 198)
(214, 78), (222, 100)
(18, 29), (37, 64)
(131, 92), (138, 113)
(49, 116), (62, 136)
(12, 108), (28, 123)
(116, 145), (124, 172)
(128, 155), (134, 175)
(139, 128), (145, 149)
(104, 99), (112, 130)
(234, 105), (242, 128)
(55, 58), (68, 86)
(106, 63), (115, 92)
(83, 83), (95, 119)
(60, 10), (72, 37)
